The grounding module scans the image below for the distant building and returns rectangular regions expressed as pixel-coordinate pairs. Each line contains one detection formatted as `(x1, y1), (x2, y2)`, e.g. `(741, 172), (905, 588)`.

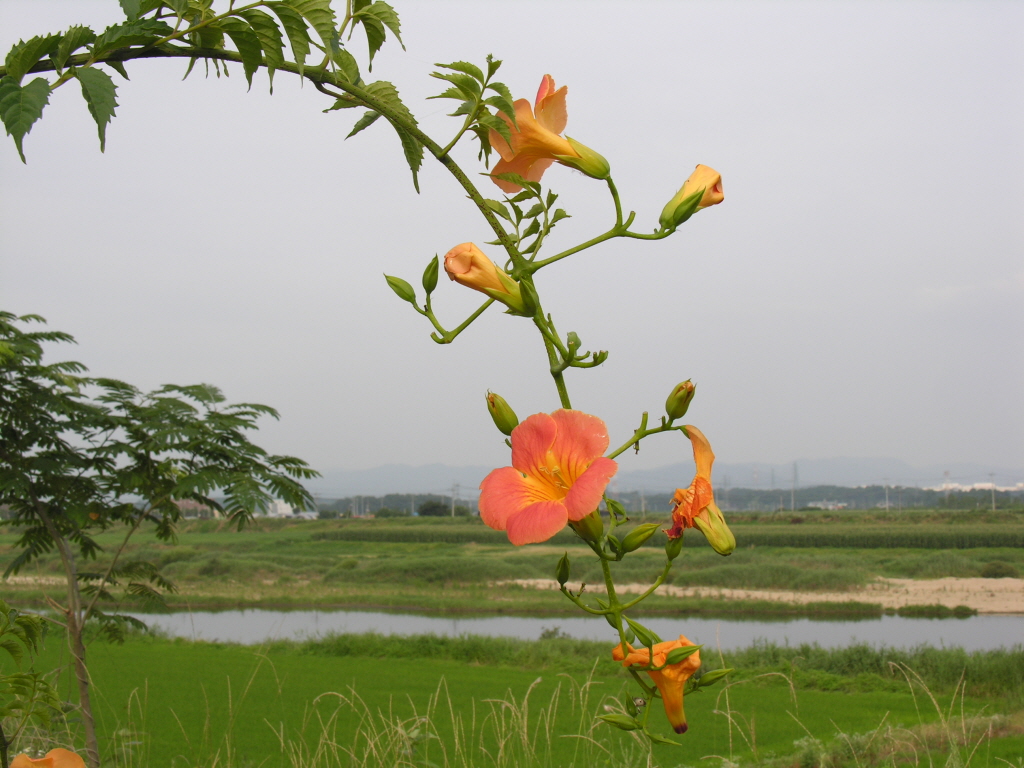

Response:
(176, 499), (220, 518)
(265, 500), (294, 517)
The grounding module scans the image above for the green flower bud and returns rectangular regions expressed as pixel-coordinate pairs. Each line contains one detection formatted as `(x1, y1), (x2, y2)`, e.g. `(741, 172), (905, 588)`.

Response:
(555, 552), (570, 586)
(665, 380), (696, 421)
(620, 523), (661, 553)
(696, 668), (733, 688)
(665, 645), (702, 665)
(485, 391), (519, 436)
(422, 256), (439, 294)
(555, 136), (611, 180)
(665, 533), (684, 561)
(384, 274), (416, 304)
(693, 504), (736, 556)
(569, 509), (603, 543)
(597, 714), (640, 731)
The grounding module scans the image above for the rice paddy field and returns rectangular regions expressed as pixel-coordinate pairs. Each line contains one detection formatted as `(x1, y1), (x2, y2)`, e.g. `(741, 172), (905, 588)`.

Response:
(4, 510), (1024, 765)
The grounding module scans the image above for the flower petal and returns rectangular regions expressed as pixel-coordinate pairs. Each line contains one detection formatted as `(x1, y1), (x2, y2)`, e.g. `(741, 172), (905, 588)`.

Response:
(549, 409), (611, 481)
(510, 412), (557, 476)
(684, 425), (715, 479)
(479, 466), (533, 531)
(535, 84), (568, 135)
(506, 500), (568, 545)
(564, 457), (617, 520)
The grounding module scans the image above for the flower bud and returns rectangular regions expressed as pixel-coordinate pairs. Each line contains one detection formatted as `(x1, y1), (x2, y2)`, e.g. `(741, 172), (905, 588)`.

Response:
(693, 502), (736, 556)
(665, 533), (684, 560)
(621, 523), (661, 553)
(485, 391), (519, 436)
(665, 380), (696, 421)
(384, 274), (416, 304)
(555, 551), (570, 586)
(569, 508), (603, 543)
(443, 242), (527, 314)
(659, 164), (724, 230)
(554, 136), (611, 180)
(422, 256), (439, 294)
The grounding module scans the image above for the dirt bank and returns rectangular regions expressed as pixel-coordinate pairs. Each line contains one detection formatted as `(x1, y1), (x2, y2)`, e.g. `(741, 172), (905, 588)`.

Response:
(504, 577), (1024, 614)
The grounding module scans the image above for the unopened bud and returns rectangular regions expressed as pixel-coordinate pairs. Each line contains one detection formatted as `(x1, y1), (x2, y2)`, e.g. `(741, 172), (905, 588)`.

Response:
(665, 533), (684, 561)
(422, 256), (439, 294)
(556, 137), (611, 180)
(569, 509), (603, 543)
(555, 552), (570, 586)
(384, 274), (416, 304)
(693, 502), (736, 556)
(665, 380), (696, 421)
(620, 523), (661, 553)
(485, 391), (519, 436)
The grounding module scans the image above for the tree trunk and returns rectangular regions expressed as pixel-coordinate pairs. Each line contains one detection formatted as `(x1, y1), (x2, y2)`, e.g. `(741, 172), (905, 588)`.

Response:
(33, 503), (100, 768)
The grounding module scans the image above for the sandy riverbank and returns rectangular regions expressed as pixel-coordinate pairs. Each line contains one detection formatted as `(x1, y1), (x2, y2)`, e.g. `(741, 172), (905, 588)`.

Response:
(504, 577), (1024, 614)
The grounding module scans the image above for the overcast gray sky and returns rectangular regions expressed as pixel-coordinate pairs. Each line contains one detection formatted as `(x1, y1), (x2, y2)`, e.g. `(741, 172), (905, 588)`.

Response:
(1, 1), (1021, 481)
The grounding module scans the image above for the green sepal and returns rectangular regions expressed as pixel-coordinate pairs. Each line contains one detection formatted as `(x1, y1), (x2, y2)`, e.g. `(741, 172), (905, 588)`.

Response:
(421, 256), (439, 294)
(384, 274), (416, 304)
(645, 729), (681, 746)
(624, 616), (656, 648)
(665, 533), (684, 561)
(623, 694), (639, 716)
(605, 497), (627, 521)
(555, 552), (570, 586)
(697, 668), (733, 688)
(598, 714), (640, 731)
(606, 533), (623, 557)
(621, 523), (661, 553)
(659, 187), (705, 231)
(664, 644), (702, 666)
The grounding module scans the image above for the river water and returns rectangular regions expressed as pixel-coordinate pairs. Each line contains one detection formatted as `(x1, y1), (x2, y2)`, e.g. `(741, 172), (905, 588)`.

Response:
(129, 609), (1024, 651)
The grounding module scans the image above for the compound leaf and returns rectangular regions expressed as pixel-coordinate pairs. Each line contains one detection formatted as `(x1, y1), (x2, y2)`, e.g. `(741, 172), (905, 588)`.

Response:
(5, 35), (61, 84)
(266, 3), (311, 75)
(53, 27), (97, 72)
(92, 19), (174, 57)
(219, 18), (263, 89)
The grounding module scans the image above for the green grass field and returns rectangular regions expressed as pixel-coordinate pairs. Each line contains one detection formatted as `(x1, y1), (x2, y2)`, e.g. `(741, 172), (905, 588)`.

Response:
(17, 633), (1024, 767)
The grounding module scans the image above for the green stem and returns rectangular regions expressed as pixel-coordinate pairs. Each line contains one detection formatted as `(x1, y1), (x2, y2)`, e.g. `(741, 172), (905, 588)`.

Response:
(620, 558), (673, 611)
(422, 298), (494, 344)
(600, 558), (629, 652)
(607, 415), (686, 460)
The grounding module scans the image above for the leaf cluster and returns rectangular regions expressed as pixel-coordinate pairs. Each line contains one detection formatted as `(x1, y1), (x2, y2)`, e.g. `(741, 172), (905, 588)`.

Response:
(0, 310), (318, 583)
(481, 177), (569, 260)
(0, 599), (63, 747)
(0, 0), (403, 163)
(428, 55), (514, 163)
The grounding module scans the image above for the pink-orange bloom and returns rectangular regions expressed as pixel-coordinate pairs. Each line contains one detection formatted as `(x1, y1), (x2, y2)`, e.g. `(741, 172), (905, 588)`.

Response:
(612, 635), (702, 734)
(666, 426), (735, 555)
(479, 409), (617, 545)
(11, 749), (86, 768)
(443, 242), (526, 314)
(489, 75), (608, 193)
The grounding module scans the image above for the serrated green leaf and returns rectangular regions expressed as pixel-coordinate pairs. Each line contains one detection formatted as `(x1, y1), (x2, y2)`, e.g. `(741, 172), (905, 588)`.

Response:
(436, 60), (483, 83)
(239, 10), (285, 91)
(119, 0), (143, 20)
(483, 199), (511, 221)
(356, 14), (386, 68)
(485, 54), (501, 79)
(431, 71), (479, 98)
(426, 85), (465, 102)
(5, 36), (61, 84)
(483, 93), (516, 123)
(0, 76), (50, 163)
(346, 110), (380, 138)
(92, 19), (174, 57)
(448, 100), (475, 118)
(162, 0), (188, 17)
(550, 208), (570, 224)
(393, 123), (422, 192)
(285, 0), (337, 51)
(509, 190), (535, 203)
(361, 2), (403, 47)
(477, 111), (511, 147)
(266, 3), (311, 75)
(521, 219), (540, 238)
(219, 18), (262, 89)
(332, 48), (360, 84)
(523, 203), (544, 219)
(54, 27), (97, 72)
(105, 60), (130, 80)
(73, 67), (118, 152)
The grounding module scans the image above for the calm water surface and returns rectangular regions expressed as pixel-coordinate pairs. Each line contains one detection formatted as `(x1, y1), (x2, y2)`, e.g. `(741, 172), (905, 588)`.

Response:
(130, 609), (1024, 651)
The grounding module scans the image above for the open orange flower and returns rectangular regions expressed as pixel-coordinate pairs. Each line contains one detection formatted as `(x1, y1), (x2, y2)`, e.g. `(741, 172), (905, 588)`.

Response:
(613, 635), (702, 734)
(489, 75), (609, 193)
(479, 409), (617, 545)
(11, 749), (86, 768)
(666, 426), (735, 555)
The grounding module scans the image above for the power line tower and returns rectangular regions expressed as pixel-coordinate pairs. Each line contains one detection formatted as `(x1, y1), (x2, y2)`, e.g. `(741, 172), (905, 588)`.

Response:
(790, 462), (797, 511)
(450, 483), (461, 516)
(989, 473), (996, 512)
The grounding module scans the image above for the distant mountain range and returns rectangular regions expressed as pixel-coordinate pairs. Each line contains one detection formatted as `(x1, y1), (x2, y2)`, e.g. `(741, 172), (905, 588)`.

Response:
(305, 459), (1024, 498)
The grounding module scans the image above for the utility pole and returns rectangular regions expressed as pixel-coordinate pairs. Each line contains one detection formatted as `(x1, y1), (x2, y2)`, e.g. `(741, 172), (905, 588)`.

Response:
(989, 473), (996, 511)
(790, 462), (797, 511)
(883, 478), (890, 512)
(450, 483), (461, 516)
(410, 494), (415, 516)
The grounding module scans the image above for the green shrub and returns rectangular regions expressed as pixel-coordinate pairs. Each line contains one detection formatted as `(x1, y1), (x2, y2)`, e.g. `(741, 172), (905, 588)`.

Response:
(981, 560), (1020, 578)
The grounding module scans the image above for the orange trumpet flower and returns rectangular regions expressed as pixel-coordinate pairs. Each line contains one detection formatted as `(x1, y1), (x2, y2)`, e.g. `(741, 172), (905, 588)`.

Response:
(612, 635), (702, 734)
(666, 426), (736, 555)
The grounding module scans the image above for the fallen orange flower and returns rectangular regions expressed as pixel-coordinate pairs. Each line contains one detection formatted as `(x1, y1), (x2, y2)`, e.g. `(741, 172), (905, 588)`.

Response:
(489, 75), (609, 193)
(612, 635), (702, 734)
(666, 426), (735, 555)
(479, 409), (617, 545)
(11, 748), (86, 768)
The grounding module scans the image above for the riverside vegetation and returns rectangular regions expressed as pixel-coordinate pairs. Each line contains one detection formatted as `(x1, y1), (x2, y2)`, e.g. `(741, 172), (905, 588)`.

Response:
(2, 512), (1022, 614)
